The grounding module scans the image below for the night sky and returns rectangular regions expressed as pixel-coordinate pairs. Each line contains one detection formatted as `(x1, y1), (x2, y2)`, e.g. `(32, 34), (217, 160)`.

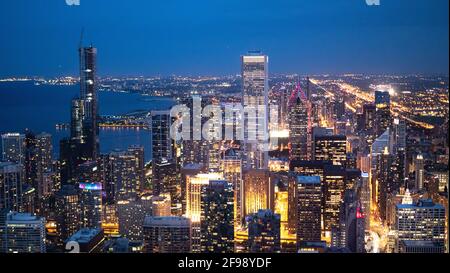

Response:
(0, 0), (448, 77)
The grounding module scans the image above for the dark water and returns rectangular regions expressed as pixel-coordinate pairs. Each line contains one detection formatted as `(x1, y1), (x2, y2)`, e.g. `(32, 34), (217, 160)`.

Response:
(0, 82), (175, 162)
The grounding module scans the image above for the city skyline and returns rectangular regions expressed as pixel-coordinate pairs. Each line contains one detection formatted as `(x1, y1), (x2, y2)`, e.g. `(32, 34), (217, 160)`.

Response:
(0, 0), (448, 259)
(0, 0), (449, 77)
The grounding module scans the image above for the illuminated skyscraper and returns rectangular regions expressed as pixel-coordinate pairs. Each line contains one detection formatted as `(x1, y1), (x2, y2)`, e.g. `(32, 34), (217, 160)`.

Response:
(242, 169), (274, 217)
(35, 132), (53, 180)
(4, 212), (46, 253)
(296, 176), (322, 244)
(376, 148), (400, 222)
(200, 180), (234, 253)
(323, 165), (346, 233)
(247, 209), (281, 253)
(362, 104), (376, 133)
(289, 95), (309, 162)
(109, 149), (143, 201)
(150, 194), (171, 217)
(0, 209), (6, 252)
(314, 135), (347, 165)
(79, 182), (102, 229)
(359, 172), (371, 230)
(127, 146), (145, 193)
(117, 196), (152, 242)
(332, 190), (365, 253)
(60, 47), (99, 185)
(1, 133), (25, 164)
(152, 160), (181, 215)
(143, 216), (191, 253)
(79, 46), (99, 160)
(151, 110), (174, 162)
(241, 52), (269, 170)
(222, 149), (243, 227)
(396, 199), (445, 252)
(375, 91), (392, 138)
(185, 172), (223, 252)
(0, 162), (23, 212)
(55, 185), (81, 244)
(414, 154), (424, 191)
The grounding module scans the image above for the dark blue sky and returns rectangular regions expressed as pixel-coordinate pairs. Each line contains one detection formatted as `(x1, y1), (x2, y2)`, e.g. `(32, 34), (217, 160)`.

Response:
(0, 0), (448, 76)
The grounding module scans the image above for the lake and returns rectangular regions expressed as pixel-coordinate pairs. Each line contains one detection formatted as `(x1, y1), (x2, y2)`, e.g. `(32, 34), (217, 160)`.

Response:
(0, 81), (175, 162)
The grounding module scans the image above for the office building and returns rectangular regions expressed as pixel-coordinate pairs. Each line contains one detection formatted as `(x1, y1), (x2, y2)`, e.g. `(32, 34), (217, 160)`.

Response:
(296, 176), (322, 244)
(4, 212), (46, 253)
(396, 199), (445, 251)
(143, 216), (191, 253)
(375, 91), (392, 137)
(247, 209), (281, 253)
(241, 52), (269, 169)
(289, 94), (309, 161)
(314, 135), (347, 165)
(242, 169), (274, 216)
(185, 172), (223, 252)
(414, 154), (425, 191)
(222, 149), (243, 227)
(200, 180), (234, 253)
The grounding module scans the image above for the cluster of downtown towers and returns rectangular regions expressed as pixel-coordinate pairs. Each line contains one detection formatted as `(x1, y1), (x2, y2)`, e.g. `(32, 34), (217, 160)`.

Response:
(0, 48), (447, 254)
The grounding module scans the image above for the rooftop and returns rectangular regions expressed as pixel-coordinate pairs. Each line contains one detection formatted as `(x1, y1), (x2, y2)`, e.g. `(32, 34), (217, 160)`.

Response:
(143, 216), (190, 227)
(67, 228), (103, 244)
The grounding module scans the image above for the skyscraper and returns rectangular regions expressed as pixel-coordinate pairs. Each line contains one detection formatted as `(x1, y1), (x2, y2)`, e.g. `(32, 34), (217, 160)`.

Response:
(241, 52), (269, 170)
(60, 46), (99, 185)
(116, 196), (152, 242)
(79, 182), (102, 229)
(4, 212), (46, 253)
(0, 162), (23, 212)
(152, 160), (179, 203)
(414, 154), (424, 191)
(55, 185), (81, 244)
(79, 46), (99, 160)
(1, 133), (25, 164)
(396, 199), (445, 252)
(143, 216), (191, 253)
(242, 169), (274, 217)
(222, 149), (243, 227)
(247, 209), (281, 253)
(314, 135), (347, 165)
(200, 180), (234, 253)
(185, 172), (223, 252)
(375, 91), (392, 138)
(332, 190), (365, 253)
(289, 94), (309, 162)
(296, 176), (322, 245)
(109, 149), (143, 201)
(151, 110), (174, 162)
(323, 165), (346, 233)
